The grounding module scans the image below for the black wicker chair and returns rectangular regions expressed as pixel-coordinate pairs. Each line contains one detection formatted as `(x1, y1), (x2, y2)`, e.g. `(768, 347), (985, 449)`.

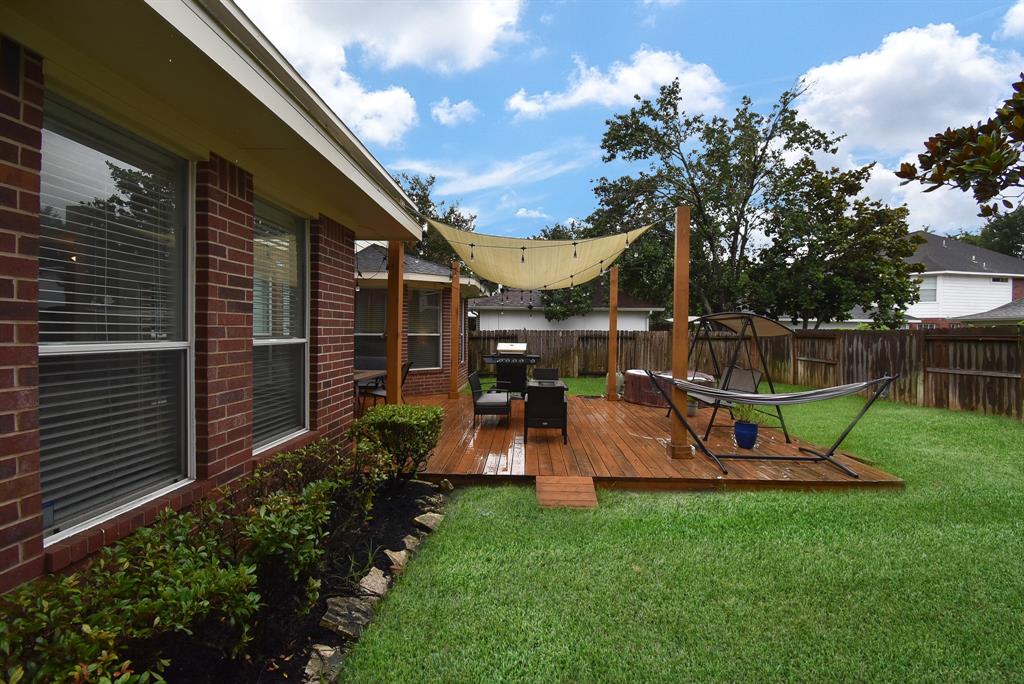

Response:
(524, 382), (567, 444)
(469, 372), (512, 425)
(361, 361), (411, 408)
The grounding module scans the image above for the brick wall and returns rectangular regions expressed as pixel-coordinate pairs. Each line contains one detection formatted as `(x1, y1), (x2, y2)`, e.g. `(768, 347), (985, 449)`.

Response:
(310, 214), (356, 439)
(0, 38), (43, 594)
(402, 287), (469, 396)
(1013, 278), (1024, 302)
(194, 154), (255, 487)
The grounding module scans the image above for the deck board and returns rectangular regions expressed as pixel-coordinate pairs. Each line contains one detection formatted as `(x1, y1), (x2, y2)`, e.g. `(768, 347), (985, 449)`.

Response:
(536, 476), (599, 508)
(413, 394), (904, 492)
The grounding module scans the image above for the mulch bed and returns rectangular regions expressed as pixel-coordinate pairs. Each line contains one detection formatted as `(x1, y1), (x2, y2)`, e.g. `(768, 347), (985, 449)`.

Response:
(159, 479), (443, 683)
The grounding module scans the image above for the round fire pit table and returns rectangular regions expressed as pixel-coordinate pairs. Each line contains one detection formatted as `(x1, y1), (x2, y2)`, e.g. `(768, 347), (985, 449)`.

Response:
(622, 369), (715, 408)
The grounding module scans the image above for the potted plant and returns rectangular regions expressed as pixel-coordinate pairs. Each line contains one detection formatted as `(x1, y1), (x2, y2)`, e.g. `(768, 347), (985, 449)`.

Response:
(731, 403), (759, 449)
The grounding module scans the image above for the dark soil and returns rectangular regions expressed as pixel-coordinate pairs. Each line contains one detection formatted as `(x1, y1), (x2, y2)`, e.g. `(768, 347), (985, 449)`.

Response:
(159, 479), (444, 683)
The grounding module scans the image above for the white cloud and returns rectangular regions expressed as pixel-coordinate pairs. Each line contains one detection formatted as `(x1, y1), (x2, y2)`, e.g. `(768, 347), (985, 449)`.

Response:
(997, 0), (1024, 39)
(539, 13), (554, 25)
(392, 144), (598, 195)
(863, 159), (985, 234)
(515, 207), (551, 219)
(506, 48), (725, 118)
(431, 98), (480, 126)
(799, 24), (1022, 158)
(642, 0), (683, 5)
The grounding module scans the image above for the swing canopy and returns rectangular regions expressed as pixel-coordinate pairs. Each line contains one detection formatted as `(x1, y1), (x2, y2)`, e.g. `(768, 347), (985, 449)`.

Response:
(428, 219), (650, 290)
(694, 312), (793, 338)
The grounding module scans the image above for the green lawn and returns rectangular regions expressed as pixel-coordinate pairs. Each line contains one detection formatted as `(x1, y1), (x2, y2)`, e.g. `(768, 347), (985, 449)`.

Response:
(341, 391), (1024, 682)
(464, 374), (609, 396)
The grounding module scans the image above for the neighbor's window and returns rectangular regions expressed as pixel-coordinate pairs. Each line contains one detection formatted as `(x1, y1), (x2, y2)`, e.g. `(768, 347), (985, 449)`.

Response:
(992, 277), (1009, 283)
(918, 276), (937, 302)
(253, 200), (307, 449)
(354, 288), (387, 360)
(38, 96), (189, 537)
(408, 290), (442, 369)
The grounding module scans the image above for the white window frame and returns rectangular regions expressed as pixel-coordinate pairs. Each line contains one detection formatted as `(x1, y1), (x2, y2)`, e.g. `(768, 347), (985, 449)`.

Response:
(252, 204), (310, 454)
(408, 288), (443, 371)
(40, 153), (196, 547)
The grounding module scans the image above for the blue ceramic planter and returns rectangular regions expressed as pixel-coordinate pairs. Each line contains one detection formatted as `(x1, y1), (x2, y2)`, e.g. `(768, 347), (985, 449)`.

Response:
(734, 421), (758, 449)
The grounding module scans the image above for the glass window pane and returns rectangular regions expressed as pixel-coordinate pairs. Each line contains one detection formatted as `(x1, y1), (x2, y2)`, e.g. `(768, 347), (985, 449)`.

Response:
(355, 288), (386, 334)
(254, 201), (305, 338)
(253, 344), (305, 447)
(919, 276), (936, 302)
(408, 290), (440, 334)
(39, 99), (186, 344)
(409, 335), (441, 369)
(39, 350), (187, 535)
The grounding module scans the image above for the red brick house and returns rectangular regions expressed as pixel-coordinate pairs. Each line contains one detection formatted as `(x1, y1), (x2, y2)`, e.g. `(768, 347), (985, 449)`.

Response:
(354, 244), (482, 397)
(0, 1), (422, 592)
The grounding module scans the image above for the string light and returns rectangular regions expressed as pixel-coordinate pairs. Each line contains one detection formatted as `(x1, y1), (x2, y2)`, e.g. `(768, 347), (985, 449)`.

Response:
(520, 246), (526, 263)
(469, 243), (475, 260)
(572, 241), (578, 258)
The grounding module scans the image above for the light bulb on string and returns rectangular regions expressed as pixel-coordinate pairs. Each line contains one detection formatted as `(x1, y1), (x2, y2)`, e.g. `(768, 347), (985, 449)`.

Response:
(469, 243), (475, 260)
(572, 241), (578, 258)
(521, 246), (526, 264)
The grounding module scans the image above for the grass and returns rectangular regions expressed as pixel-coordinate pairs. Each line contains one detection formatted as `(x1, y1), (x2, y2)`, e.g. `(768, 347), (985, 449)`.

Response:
(340, 390), (1024, 682)
(463, 374), (609, 396)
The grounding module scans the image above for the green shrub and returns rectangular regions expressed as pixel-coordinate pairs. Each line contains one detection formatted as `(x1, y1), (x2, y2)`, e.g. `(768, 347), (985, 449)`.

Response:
(0, 437), (384, 681)
(347, 404), (444, 480)
(0, 510), (259, 682)
(731, 403), (768, 425)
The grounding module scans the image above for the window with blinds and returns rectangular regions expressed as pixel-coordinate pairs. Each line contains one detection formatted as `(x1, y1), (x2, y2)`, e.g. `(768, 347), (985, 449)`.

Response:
(253, 200), (307, 448)
(38, 96), (189, 537)
(408, 290), (441, 369)
(355, 288), (386, 359)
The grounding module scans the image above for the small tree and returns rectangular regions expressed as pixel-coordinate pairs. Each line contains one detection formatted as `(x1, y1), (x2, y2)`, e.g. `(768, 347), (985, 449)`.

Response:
(895, 73), (1024, 217)
(395, 173), (476, 265)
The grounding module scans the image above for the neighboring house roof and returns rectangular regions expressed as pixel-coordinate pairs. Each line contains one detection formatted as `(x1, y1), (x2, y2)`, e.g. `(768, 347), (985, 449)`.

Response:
(356, 244), (483, 296)
(909, 231), (1024, 275)
(955, 298), (1024, 324)
(469, 288), (662, 311)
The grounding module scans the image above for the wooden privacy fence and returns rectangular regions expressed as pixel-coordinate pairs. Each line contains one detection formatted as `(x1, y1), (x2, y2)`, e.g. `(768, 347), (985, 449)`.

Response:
(469, 327), (1024, 420)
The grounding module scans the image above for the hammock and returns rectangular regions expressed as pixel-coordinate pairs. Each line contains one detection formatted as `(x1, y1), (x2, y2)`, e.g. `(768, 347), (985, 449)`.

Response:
(666, 376), (893, 406)
(646, 371), (898, 478)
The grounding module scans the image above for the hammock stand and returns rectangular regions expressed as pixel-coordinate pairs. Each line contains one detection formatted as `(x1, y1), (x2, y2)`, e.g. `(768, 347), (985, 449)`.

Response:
(688, 313), (793, 444)
(645, 370), (897, 478)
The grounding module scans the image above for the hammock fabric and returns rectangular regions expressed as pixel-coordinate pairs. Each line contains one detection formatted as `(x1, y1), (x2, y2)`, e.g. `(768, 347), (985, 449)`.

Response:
(646, 371), (898, 478)
(428, 219), (650, 290)
(665, 376), (892, 406)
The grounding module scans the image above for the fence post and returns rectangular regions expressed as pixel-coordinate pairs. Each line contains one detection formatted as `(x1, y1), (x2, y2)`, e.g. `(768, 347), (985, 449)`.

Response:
(1018, 329), (1024, 421)
(916, 328), (927, 407)
(790, 334), (799, 385)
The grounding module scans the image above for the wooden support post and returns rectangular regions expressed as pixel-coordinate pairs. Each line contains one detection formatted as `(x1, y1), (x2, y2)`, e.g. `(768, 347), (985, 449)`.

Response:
(606, 266), (619, 401)
(386, 241), (405, 404)
(669, 206), (693, 459)
(449, 260), (461, 399)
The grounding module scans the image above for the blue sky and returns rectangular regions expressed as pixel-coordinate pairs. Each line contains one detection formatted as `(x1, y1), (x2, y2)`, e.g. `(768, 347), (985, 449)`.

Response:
(238, 0), (1024, 237)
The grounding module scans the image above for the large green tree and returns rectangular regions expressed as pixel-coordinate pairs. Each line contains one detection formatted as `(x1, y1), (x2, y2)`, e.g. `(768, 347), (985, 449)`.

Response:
(536, 222), (602, 321)
(954, 207), (1024, 258)
(895, 73), (1024, 217)
(590, 79), (840, 315)
(748, 160), (924, 329)
(394, 173), (476, 266)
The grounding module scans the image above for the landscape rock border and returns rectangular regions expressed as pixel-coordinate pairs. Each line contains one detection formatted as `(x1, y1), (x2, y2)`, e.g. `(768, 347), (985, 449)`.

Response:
(303, 478), (452, 682)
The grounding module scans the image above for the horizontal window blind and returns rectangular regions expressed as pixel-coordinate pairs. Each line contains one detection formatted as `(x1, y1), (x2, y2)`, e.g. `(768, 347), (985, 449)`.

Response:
(39, 102), (185, 344)
(38, 97), (190, 538)
(408, 290), (441, 368)
(39, 351), (186, 534)
(253, 200), (306, 447)
(254, 201), (304, 339)
(355, 288), (387, 335)
(253, 343), (305, 447)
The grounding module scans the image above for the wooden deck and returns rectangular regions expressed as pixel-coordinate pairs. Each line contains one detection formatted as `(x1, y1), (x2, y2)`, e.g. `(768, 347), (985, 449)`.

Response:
(413, 394), (904, 492)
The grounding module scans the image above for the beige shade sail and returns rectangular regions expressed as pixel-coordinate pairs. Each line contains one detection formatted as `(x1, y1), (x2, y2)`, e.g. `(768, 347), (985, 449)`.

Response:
(428, 219), (650, 290)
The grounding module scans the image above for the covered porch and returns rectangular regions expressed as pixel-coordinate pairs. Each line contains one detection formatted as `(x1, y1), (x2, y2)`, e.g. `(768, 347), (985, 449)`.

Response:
(412, 393), (904, 492)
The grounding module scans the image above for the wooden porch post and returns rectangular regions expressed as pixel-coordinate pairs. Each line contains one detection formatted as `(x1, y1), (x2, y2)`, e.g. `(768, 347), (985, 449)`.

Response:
(669, 206), (693, 459)
(386, 241), (404, 404)
(449, 260), (461, 399)
(606, 266), (619, 401)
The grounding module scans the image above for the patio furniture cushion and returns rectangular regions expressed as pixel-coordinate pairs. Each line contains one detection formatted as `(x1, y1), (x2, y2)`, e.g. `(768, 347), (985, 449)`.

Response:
(476, 392), (511, 407)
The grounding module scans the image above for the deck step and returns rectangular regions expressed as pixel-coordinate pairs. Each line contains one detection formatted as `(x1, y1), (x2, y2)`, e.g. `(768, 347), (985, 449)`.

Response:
(536, 476), (598, 509)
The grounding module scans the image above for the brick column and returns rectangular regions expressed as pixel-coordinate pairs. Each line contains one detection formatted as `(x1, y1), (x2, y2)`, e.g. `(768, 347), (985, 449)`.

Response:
(194, 154), (254, 486)
(0, 38), (44, 593)
(309, 215), (355, 439)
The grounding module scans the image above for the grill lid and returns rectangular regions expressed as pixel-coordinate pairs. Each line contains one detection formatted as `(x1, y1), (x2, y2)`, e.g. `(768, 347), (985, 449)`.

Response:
(496, 342), (527, 354)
